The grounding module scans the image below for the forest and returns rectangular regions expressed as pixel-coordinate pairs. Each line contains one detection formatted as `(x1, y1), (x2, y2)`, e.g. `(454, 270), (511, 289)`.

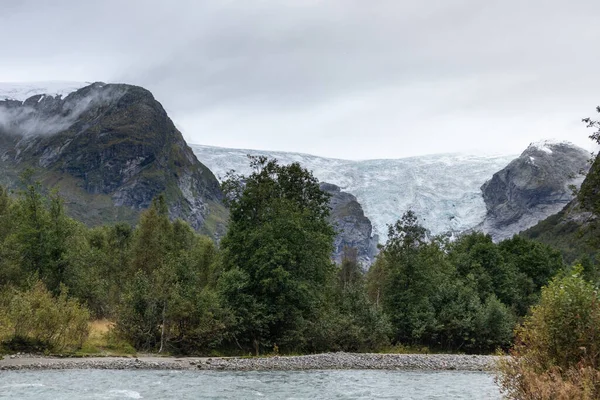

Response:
(0, 155), (579, 357)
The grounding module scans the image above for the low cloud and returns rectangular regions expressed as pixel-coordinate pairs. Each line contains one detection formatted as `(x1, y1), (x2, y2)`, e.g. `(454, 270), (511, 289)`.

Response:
(0, 85), (127, 137)
(2, 1), (600, 158)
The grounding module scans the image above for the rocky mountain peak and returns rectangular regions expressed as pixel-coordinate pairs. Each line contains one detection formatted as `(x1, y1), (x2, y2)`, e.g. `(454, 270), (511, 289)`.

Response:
(479, 141), (590, 240)
(0, 82), (227, 237)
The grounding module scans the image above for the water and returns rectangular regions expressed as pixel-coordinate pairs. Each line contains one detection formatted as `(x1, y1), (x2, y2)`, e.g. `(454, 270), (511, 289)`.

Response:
(0, 369), (500, 399)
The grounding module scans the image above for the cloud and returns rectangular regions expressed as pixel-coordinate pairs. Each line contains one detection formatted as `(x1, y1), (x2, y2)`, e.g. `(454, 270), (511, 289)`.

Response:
(0, 84), (127, 137)
(1, 0), (600, 158)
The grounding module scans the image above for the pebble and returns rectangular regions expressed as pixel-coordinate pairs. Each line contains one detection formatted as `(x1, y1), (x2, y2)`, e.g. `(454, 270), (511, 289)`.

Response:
(0, 352), (502, 372)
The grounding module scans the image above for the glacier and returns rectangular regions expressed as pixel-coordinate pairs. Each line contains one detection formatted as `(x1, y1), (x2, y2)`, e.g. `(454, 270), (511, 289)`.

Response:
(0, 81), (88, 101)
(190, 144), (516, 242)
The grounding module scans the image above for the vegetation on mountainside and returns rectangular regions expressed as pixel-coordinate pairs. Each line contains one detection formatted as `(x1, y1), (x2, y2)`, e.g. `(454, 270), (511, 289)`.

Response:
(0, 83), (227, 238)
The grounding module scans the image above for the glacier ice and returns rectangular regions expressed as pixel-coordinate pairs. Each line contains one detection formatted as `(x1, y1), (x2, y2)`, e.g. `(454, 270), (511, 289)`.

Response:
(0, 81), (87, 101)
(190, 144), (516, 242)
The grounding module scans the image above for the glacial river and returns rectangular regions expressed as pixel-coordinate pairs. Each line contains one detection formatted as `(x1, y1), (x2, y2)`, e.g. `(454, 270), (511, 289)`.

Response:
(0, 369), (500, 399)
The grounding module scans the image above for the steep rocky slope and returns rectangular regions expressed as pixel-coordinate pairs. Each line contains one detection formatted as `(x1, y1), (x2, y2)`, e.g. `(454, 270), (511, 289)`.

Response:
(320, 183), (378, 266)
(523, 142), (600, 265)
(0, 82), (227, 237)
(479, 141), (590, 241)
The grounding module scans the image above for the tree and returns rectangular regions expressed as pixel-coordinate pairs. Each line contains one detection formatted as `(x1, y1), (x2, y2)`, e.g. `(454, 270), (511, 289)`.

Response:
(580, 106), (600, 215)
(219, 156), (336, 354)
(322, 246), (391, 352)
(339, 246), (362, 290)
(116, 195), (227, 354)
(370, 213), (516, 352)
(375, 211), (442, 344)
(498, 236), (564, 316)
(116, 195), (177, 351)
(7, 172), (79, 294)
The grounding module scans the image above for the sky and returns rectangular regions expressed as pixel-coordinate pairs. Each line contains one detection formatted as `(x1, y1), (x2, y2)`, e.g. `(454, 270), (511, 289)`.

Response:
(1, 0), (600, 160)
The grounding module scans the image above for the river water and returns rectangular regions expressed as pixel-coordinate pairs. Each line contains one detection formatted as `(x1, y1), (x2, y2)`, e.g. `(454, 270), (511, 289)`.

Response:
(0, 369), (501, 399)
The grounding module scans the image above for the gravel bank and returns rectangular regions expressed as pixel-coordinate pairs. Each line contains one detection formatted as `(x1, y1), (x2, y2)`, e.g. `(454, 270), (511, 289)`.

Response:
(0, 352), (501, 372)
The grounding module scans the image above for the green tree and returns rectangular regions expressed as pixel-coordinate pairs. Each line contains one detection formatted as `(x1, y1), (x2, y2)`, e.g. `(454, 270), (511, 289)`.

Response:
(580, 106), (600, 215)
(375, 211), (443, 344)
(6, 173), (79, 294)
(219, 156), (336, 354)
(325, 247), (391, 352)
(0, 186), (20, 287)
(116, 195), (226, 354)
(448, 232), (512, 303)
(498, 236), (564, 316)
(371, 213), (516, 352)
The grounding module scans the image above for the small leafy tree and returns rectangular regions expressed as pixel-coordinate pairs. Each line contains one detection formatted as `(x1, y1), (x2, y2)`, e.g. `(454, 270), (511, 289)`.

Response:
(116, 196), (226, 354)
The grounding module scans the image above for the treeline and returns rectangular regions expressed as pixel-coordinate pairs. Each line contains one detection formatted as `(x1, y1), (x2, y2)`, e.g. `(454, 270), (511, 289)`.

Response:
(0, 160), (574, 355)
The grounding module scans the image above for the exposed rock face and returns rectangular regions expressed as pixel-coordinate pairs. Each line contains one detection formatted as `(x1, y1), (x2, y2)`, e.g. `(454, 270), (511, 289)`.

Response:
(0, 82), (227, 237)
(320, 182), (379, 267)
(523, 148), (600, 265)
(479, 141), (590, 241)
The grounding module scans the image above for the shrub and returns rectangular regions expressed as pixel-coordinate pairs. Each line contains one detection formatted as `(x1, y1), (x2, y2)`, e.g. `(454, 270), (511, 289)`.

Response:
(498, 266), (600, 399)
(0, 281), (90, 352)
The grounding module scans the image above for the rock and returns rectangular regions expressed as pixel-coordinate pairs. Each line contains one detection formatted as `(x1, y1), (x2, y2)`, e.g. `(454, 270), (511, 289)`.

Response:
(320, 182), (379, 267)
(479, 141), (590, 240)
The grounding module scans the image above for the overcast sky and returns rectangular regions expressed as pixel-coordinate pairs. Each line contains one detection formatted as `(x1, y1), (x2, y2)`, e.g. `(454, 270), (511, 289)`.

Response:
(1, 0), (599, 159)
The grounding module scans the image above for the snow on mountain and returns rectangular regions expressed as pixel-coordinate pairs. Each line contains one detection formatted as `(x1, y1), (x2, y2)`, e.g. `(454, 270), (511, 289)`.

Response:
(529, 139), (579, 155)
(0, 81), (88, 101)
(190, 144), (516, 242)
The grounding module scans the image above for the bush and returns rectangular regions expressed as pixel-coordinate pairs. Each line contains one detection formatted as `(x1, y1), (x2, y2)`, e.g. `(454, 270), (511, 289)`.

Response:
(498, 266), (600, 399)
(0, 281), (90, 352)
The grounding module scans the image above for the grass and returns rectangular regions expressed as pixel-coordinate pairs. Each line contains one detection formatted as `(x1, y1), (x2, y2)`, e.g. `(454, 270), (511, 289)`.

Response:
(75, 320), (136, 357)
(378, 344), (438, 354)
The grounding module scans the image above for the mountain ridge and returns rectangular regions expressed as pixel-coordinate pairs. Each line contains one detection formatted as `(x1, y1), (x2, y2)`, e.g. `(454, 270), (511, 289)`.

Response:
(0, 81), (591, 254)
(0, 82), (227, 238)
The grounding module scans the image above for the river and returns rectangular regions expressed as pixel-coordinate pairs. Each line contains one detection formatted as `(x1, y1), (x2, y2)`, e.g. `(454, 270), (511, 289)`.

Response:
(0, 369), (500, 399)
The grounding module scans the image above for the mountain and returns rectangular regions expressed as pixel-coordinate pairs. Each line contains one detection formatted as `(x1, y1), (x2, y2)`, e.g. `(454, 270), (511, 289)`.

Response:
(320, 182), (379, 266)
(1, 82), (589, 255)
(523, 143), (600, 265)
(0, 82), (227, 237)
(479, 141), (590, 241)
(190, 144), (517, 241)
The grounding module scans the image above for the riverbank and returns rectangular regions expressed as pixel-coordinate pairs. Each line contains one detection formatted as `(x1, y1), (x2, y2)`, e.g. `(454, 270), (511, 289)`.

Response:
(0, 352), (501, 371)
